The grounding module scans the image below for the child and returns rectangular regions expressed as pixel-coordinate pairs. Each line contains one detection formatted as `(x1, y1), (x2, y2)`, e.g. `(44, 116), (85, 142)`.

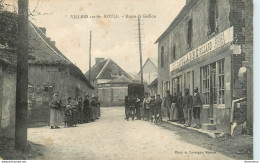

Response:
(64, 97), (72, 127)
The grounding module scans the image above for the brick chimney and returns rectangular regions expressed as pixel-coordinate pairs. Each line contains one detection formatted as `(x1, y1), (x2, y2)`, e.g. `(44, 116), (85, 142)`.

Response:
(186, 0), (192, 4)
(95, 58), (105, 64)
(39, 27), (46, 35)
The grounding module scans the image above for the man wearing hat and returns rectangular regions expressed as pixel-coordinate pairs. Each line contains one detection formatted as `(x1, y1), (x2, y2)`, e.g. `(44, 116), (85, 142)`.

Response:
(163, 90), (173, 121)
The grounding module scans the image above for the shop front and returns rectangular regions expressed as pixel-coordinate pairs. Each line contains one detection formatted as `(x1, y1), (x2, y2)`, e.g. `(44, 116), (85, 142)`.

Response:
(170, 27), (236, 133)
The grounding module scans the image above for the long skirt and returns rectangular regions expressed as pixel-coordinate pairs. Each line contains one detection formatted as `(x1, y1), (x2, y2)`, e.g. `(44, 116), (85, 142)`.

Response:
(50, 108), (59, 127)
(171, 103), (178, 121)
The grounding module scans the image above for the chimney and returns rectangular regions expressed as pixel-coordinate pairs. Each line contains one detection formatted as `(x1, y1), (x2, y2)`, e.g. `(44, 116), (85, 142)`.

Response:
(39, 27), (46, 35)
(95, 58), (105, 64)
(186, 0), (192, 4)
(50, 41), (56, 46)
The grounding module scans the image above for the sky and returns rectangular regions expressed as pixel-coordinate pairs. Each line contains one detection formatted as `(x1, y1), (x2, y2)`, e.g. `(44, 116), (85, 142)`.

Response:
(18, 0), (185, 74)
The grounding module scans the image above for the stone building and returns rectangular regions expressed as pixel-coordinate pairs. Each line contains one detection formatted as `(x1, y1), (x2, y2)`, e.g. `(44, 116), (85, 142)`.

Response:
(155, 0), (253, 133)
(85, 58), (133, 106)
(27, 23), (94, 126)
(0, 49), (17, 138)
(0, 21), (95, 136)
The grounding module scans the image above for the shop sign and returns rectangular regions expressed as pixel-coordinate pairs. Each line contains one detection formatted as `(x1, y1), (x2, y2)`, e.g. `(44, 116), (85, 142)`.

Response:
(170, 26), (234, 72)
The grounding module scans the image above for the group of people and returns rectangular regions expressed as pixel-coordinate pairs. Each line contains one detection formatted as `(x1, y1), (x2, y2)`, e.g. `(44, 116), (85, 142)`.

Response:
(124, 87), (202, 128)
(49, 94), (101, 129)
(125, 93), (163, 123)
(164, 87), (202, 129)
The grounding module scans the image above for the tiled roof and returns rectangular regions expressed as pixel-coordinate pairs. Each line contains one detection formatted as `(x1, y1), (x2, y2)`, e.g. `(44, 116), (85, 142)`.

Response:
(28, 23), (70, 65)
(108, 75), (132, 84)
(85, 58), (133, 81)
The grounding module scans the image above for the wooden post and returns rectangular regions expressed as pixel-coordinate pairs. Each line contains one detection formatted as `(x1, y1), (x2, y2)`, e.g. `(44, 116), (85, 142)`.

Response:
(138, 17), (143, 84)
(89, 31), (92, 83)
(15, 0), (29, 151)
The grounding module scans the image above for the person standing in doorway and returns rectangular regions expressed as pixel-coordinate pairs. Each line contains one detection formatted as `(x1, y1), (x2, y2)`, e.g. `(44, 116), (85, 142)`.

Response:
(193, 87), (203, 129)
(49, 94), (62, 129)
(171, 92), (178, 122)
(163, 90), (173, 121)
(183, 89), (193, 127)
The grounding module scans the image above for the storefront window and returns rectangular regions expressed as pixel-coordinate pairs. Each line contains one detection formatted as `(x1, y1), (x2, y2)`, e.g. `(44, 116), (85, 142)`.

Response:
(218, 60), (225, 104)
(201, 59), (225, 105)
(202, 65), (210, 104)
(172, 76), (182, 95)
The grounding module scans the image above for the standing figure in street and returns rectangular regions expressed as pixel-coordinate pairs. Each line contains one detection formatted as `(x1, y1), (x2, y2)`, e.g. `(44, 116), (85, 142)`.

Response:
(71, 98), (78, 127)
(77, 98), (83, 124)
(90, 97), (97, 121)
(49, 94), (62, 129)
(96, 96), (101, 118)
(149, 95), (156, 122)
(155, 94), (162, 123)
(163, 90), (173, 121)
(176, 92), (184, 124)
(193, 87), (203, 129)
(124, 96), (128, 120)
(126, 95), (135, 121)
(183, 89), (193, 127)
(142, 93), (151, 121)
(64, 97), (73, 127)
(135, 94), (142, 120)
(83, 95), (90, 123)
(171, 92), (178, 122)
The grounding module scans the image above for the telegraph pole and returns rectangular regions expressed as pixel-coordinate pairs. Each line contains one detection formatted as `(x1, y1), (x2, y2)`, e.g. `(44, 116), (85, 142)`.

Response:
(138, 17), (143, 84)
(15, 0), (29, 151)
(89, 31), (92, 82)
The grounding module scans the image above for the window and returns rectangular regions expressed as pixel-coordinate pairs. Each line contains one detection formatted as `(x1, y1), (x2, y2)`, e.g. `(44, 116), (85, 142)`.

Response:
(201, 66), (210, 104)
(218, 60), (225, 104)
(172, 46), (176, 61)
(209, 0), (218, 35)
(187, 19), (193, 49)
(161, 46), (164, 67)
(201, 59), (225, 105)
(172, 76), (182, 94)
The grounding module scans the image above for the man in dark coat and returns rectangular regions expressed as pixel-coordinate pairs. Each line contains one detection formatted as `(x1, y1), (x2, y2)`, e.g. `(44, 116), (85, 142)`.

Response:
(177, 92), (184, 124)
(183, 89), (193, 127)
(193, 87), (203, 128)
(163, 90), (173, 121)
(83, 95), (90, 123)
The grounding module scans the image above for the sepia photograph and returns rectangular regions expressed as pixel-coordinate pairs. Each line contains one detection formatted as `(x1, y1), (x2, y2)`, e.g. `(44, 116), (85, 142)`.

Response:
(0, 0), (254, 160)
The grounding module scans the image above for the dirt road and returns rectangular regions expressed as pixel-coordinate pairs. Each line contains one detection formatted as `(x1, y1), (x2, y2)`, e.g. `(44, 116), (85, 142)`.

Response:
(28, 107), (240, 160)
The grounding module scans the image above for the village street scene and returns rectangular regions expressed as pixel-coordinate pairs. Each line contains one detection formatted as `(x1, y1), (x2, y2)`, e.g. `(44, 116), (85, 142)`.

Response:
(0, 0), (254, 160)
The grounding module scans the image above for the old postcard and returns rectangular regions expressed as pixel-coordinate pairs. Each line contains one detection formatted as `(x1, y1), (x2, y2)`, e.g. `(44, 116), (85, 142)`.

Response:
(0, 0), (254, 160)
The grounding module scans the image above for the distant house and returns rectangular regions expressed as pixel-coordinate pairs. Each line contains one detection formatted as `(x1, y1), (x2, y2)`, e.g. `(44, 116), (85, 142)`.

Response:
(138, 57), (158, 84)
(148, 77), (158, 96)
(85, 58), (133, 106)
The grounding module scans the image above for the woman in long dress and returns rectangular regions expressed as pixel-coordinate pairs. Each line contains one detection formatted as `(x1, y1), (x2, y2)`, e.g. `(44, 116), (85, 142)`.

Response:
(49, 94), (61, 129)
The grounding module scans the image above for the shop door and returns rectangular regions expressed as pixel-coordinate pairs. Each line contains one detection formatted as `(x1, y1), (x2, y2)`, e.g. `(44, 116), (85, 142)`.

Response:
(209, 63), (217, 118)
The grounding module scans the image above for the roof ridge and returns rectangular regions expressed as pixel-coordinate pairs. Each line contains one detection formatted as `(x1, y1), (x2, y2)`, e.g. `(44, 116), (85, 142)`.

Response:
(29, 23), (70, 63)
(96, 58), (111, 79)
